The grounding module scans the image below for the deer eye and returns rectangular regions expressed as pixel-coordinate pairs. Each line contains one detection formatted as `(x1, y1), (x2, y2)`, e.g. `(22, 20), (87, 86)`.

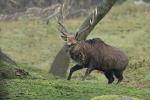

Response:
(76, 53), (82, 58)
(79, 53), (82, 57)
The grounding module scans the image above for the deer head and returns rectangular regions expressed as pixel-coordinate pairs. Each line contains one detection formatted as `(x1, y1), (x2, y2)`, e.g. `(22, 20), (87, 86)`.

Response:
(57, 2), (94, 46)
(58, 22), (77, 46)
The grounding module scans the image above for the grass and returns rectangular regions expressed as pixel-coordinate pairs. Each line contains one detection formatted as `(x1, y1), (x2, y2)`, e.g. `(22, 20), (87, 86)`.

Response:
(3, 79), (150, 100)
(0, 2), (150, 100)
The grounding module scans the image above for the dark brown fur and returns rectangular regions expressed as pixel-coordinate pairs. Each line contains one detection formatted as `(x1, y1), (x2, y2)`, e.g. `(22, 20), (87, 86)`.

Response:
(67, 38), (128, 84)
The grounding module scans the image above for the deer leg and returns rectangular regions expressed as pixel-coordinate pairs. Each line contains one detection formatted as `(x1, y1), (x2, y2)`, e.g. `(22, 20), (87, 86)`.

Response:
(104, 70), (114, 84)
(82, 67), (94, 81)
(113, 70), (123, 84)
(67, 64), (83, 80)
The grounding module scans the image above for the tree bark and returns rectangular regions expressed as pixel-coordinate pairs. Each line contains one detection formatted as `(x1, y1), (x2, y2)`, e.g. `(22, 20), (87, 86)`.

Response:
(49, 46), (69, 78)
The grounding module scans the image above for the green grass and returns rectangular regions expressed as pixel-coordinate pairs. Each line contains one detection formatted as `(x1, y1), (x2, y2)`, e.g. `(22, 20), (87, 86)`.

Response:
(0, 2), (150, 100)
(3, 79), (149, 100)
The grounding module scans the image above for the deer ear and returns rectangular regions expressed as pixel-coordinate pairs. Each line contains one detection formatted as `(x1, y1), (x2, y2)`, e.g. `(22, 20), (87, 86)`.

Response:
(61, 35), (67, 41)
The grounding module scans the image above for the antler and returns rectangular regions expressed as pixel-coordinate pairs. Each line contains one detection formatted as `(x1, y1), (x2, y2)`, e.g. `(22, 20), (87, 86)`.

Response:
(75, 8), (98, 36)
(58, 21), (69, 37)
(57, 1), (70, 38)
(75, 0), (117, 41)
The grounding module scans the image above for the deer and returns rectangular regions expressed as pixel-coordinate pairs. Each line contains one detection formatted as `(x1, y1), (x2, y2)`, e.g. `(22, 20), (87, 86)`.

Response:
(50, 0), (120, 78)
(57, 21), (128, 84)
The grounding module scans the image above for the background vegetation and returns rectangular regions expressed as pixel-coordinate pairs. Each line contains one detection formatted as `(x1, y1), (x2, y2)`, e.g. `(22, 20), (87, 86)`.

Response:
(0, 0), (127, 14)
(0, 1), (150, 100)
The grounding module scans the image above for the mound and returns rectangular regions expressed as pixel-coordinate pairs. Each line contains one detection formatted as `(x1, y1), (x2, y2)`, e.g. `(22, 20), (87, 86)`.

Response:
(0, 50), (29, 79)
(91, 95), (142, 100)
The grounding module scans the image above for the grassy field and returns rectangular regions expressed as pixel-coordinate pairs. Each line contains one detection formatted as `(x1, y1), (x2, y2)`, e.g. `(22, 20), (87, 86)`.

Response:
(0, 2), (150, 100)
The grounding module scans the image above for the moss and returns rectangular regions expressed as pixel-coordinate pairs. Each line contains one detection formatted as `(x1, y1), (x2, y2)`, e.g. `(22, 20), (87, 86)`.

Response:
(0, 60), (29, 79)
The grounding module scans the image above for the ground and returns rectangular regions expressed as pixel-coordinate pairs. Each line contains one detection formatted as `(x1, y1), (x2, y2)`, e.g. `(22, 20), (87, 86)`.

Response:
(0, 2), (150, 100)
